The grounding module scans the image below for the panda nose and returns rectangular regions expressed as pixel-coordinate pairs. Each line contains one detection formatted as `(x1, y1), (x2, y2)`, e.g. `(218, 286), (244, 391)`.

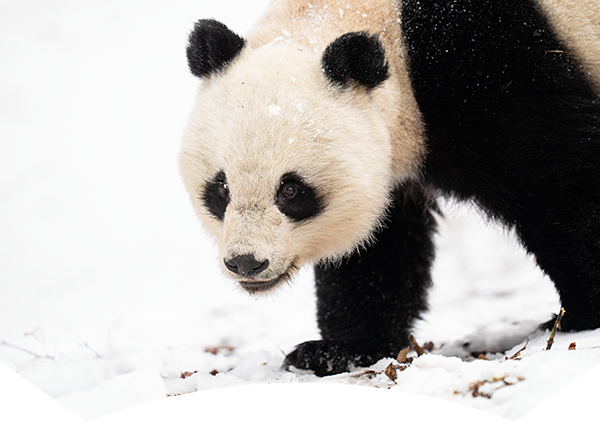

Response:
(224, 254), (270, 277)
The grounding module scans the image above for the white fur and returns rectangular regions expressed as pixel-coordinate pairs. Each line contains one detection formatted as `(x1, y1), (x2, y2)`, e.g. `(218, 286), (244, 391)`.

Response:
(180, 42), (396, 286)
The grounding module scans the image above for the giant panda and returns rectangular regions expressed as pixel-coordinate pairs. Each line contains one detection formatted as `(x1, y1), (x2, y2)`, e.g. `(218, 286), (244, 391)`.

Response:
(179, 0), (600, 376)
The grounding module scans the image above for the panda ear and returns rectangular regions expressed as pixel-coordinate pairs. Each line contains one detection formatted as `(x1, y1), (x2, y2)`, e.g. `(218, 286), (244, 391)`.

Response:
(322, 32), (389, 91)
(186, 19), (246, 78)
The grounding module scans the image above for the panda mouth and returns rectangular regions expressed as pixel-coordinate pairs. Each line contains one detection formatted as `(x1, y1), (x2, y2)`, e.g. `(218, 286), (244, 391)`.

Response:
(239, 277), (281, 292)
(238, 260), (298, 293)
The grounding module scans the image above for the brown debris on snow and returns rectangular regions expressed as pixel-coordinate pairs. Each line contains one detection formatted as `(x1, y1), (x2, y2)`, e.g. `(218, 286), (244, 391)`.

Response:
(505, 339), (529, 361)
(351, 336), (434, 384)
(469, 380), (491, 398)
(180, 371), (197, 379)
(350, 369), (379, 380)
(408, 334), (427, 357)
(384, 336), (434, 382)
(204, 342), (235, 355)
(467, 376), (525, 399)
(423, 342), (434, 352)
(384, 362), (406, 382)
(396, 346), (411, 363)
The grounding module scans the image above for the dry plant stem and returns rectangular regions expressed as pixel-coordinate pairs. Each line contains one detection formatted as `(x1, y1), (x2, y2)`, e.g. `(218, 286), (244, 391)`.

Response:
(506, 338), (529, 360)
(0, 340), (55, 360)
(408, 334), (426, 356)
(546, 307), (566, 351)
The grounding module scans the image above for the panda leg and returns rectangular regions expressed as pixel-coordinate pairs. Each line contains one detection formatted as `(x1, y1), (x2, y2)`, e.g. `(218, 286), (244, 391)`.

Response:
(516, 200), (600, 332)
(283, 181), (437, 376)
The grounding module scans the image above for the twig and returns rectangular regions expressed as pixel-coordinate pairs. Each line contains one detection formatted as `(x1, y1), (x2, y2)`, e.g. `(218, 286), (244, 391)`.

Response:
(506, 338), (529, 360)
(82, 342), (102, 359)
(0, 340), (55, 360)
(408, 334), (426, 357)
(546, 308), (566, 351)
(24, 327), (50, 359)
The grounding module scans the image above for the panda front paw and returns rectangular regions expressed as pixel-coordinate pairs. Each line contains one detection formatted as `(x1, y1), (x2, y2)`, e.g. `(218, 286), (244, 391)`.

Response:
(282, 340), (377, 377)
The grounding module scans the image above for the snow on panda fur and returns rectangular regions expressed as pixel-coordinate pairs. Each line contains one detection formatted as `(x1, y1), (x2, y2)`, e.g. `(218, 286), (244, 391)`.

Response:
(180, 0), (600, 376)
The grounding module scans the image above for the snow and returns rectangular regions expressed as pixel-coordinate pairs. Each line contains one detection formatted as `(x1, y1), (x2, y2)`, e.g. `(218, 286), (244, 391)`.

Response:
(268, 104), (282, 116)
(56, 368), (167, 420)
(1, 1), (599, 421)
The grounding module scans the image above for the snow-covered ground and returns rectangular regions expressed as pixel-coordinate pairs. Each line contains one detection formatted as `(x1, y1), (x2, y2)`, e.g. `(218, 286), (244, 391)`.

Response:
(1, 1), (599, 421)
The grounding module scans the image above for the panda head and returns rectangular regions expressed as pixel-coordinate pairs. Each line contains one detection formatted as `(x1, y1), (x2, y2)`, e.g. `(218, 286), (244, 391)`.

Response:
(180, 19), (395, 294)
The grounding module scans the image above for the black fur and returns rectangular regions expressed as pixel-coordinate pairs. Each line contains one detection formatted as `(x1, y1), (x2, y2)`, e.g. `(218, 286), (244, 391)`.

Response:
(202, 170), (229, 221)
(276, 173), (325, 222)
(285, 0), (600, 376)
(402, 0), (600, 332)
(187, 19), (246, 78)
(322, 32), (390, 91)
(284, 182), (437, 375)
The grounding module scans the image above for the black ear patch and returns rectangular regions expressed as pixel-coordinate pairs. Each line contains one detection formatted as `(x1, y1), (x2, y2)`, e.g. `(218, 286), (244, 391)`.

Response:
(187, 19), (246, 78)
(322, 32), (389, 91)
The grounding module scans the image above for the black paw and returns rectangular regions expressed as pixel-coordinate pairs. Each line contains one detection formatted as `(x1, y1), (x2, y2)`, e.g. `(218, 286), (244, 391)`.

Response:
(282, 340), (378, 377)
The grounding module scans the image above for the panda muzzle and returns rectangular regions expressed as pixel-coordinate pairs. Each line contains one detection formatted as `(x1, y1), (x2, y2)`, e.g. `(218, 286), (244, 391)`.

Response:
(238, 277), (281, 293)
(224, 254), (298, 293)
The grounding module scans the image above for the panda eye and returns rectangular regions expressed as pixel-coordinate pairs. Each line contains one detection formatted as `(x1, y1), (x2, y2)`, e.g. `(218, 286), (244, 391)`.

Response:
(217, 182), (229, 198)
(276, 173), (324, 222)
(202, 170), (230, 221)
(281, 183), (298, 199)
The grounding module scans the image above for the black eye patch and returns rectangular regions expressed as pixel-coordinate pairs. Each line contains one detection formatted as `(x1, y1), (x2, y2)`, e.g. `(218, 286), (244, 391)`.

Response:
(201, 170), (229, 221)
(276, 173), (325, 222)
